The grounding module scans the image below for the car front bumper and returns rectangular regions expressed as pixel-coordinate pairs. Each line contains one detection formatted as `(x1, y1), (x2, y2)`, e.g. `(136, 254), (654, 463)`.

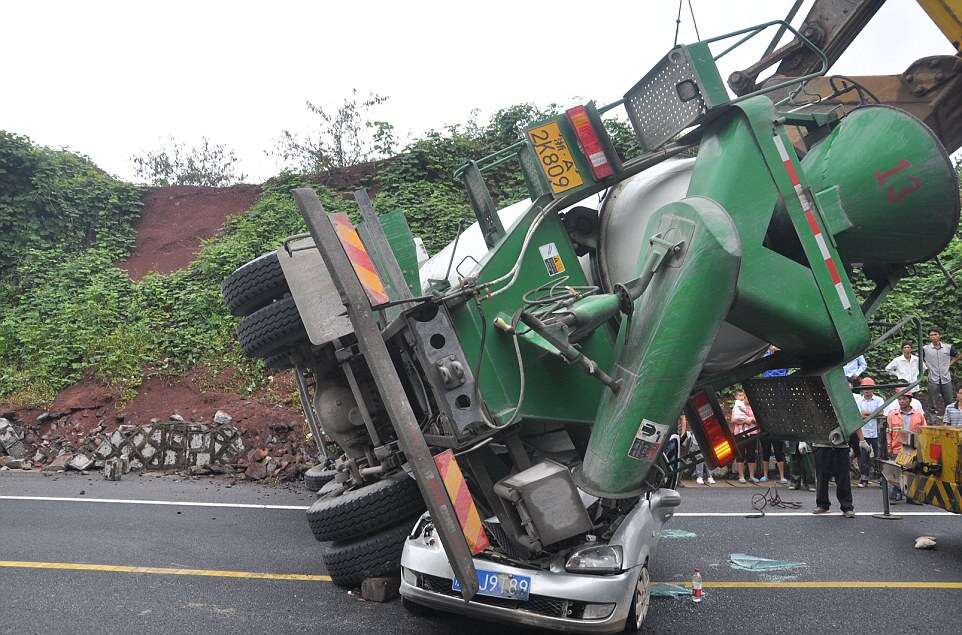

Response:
(399, 532), (638, 634)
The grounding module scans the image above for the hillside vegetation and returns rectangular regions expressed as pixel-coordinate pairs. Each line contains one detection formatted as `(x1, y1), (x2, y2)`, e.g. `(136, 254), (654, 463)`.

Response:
(0, 112), (959, 407)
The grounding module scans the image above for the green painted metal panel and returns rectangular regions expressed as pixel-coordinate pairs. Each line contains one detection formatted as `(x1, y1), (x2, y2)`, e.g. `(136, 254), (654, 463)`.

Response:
(577, 197), (741, 497)
(684, 42), (730, 108)
(448, 203), (615, 426)
(686, 104), (842, 356)
(377, 210), (421, 296)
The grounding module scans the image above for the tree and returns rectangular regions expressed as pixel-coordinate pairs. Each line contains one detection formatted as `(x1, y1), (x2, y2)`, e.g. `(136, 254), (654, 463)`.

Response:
(131, 137), (246, 187)
(270, 90), (396, 173)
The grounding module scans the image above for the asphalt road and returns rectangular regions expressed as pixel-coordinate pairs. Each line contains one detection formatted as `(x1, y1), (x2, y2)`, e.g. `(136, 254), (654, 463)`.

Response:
(1, 471), (960, 634)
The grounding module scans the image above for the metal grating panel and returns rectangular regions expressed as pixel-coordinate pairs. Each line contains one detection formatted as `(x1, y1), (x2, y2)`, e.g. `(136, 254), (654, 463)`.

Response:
(624, 48), (706, 152)
(743, 375), (841, 441)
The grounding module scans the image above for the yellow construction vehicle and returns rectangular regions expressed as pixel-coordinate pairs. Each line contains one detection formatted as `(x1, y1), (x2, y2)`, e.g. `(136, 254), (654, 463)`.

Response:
(881, 425), (962, 513)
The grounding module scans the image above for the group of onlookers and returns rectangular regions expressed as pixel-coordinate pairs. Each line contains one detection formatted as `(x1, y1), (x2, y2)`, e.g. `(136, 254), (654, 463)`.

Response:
(683, 328), (961, 515)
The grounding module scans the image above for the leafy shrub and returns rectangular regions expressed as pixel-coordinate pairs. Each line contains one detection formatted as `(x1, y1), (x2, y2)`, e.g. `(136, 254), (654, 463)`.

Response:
(0, 131), (141, 276)
(0, 167), (355, 404)
(270, 91), (396, 173)
(131, 136), (246, 186)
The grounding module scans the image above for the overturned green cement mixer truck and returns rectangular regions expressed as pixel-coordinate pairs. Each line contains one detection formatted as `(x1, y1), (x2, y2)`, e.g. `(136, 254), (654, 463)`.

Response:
(221, 16), (961, 633)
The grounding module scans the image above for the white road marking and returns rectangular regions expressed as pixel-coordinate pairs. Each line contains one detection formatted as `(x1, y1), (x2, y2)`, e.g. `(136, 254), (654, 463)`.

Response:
(1, 496), (955, 517)
(0, 495), (309, 510)
(674, 511), (953, 517)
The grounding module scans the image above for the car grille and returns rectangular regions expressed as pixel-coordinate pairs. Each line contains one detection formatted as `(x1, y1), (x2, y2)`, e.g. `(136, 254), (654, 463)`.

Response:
(417, 573), (586, 619)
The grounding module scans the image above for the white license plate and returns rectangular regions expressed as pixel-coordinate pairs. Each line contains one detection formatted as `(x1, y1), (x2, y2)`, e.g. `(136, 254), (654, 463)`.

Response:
(452, 568), (531, 601)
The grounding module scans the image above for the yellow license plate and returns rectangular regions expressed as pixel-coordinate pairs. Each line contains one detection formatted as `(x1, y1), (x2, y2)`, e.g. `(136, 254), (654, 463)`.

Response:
(527, 121), (584, 194)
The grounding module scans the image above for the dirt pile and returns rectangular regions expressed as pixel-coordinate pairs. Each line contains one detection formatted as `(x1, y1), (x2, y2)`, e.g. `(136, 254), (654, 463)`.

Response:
(118, 184), (261, 280)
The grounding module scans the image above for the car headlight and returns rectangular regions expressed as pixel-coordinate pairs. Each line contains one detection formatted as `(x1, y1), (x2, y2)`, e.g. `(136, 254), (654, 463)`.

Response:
(565, 544), (623, 574)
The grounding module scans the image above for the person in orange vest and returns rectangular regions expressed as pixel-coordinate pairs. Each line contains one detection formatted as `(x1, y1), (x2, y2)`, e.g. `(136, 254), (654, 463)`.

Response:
(885, 392), (926, 503)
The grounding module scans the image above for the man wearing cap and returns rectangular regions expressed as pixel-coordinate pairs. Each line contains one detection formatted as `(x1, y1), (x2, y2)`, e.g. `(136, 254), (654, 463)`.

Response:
(853, 378), (883, 487)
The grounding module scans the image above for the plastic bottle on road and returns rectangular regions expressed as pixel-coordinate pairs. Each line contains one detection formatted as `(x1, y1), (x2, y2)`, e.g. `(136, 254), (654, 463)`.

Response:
(692, 568), (703, 603)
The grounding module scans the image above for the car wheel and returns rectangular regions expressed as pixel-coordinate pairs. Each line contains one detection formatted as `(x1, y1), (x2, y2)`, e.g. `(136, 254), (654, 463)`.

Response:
(236, 295), (308, 358)
(625, 565), (651, 632)
(323, 522), (412, 588)
(306, 470), (426, 542)
(304, 465), (338, 492)
(221, 252), (290, 317)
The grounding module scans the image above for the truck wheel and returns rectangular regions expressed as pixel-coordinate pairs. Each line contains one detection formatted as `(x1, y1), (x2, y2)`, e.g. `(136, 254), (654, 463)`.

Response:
(304, 465), (337, 492)
(222, 252), (290, 317)
(625, 565), (651, 632)
(236, 295), (308, 358)
(319, 478), (344, 496)
(262, 349), (294, 372)
(306, 471), (425, 542)
(323, 522), (411, 588)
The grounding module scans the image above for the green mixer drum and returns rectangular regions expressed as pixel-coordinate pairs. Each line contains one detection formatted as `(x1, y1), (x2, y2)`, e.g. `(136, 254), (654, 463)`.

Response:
(801, 105), (960, 266)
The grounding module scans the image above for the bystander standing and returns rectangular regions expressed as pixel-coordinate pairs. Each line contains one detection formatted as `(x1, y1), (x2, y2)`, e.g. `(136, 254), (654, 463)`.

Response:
(679, 415), (717, 486)
(885, 342), (921, 386)
(843, 355), (868, 387)
(943, 388), (962, 426)
(922, 328), (960, 415)
(885, 393), (926, 502)
(853, 377), (883, 487)
(731, 391), (759, 484)
(788, 441), (815, 491)
(757, 438), (788, 484)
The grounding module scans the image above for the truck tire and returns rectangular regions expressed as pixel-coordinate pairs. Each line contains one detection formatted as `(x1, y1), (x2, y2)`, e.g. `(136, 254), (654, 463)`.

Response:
(319, 478), (344, 496)
(262, 350), (294, 372)
(221, 252), (290, 317)
(306, 471), (425, 542)
(304, 465), (337, 492)
(323, 522), (411, 588)
(236, 295), (308, 358)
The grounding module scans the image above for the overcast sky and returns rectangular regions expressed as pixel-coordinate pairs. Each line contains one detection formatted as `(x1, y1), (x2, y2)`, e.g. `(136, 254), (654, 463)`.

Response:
(1, 0), (953, 182)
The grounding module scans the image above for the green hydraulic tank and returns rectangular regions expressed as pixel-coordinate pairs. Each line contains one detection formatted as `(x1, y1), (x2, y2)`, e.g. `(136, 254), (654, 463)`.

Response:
(800, 105), (961, 266)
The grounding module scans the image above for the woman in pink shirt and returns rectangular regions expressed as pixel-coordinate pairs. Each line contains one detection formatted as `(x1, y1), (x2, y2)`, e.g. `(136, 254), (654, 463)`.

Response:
(731, 391), (759, 483)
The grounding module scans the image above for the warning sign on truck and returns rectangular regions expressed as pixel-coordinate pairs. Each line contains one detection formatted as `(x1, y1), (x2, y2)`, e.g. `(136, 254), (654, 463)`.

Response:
(539, 243), (565, 276)
(628, 419), (669, 462)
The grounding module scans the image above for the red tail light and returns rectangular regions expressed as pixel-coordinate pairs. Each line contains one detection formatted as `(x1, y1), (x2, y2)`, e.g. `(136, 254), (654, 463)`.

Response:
(565, 105), (614, 180)
(686, 391), (738, 468)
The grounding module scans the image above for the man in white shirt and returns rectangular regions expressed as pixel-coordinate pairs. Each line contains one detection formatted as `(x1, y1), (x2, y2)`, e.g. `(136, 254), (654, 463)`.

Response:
(853, 378), (883, 487)
(843, 355), (868, 387)
(885, 342), (920, 386)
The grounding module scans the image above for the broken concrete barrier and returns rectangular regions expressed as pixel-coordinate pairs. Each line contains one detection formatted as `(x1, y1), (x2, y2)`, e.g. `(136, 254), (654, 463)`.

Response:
(67, 453), (95, 472)
(360, 576), (400, 602)
(0, 418), (25, 458)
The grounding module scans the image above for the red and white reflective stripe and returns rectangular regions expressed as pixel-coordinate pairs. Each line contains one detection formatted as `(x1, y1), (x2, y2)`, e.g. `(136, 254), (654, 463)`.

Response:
(772, 134), (851, 310)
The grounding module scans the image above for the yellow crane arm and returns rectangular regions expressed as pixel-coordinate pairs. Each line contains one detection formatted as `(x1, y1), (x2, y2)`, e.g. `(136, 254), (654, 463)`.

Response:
(917, 0), (962, 53)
